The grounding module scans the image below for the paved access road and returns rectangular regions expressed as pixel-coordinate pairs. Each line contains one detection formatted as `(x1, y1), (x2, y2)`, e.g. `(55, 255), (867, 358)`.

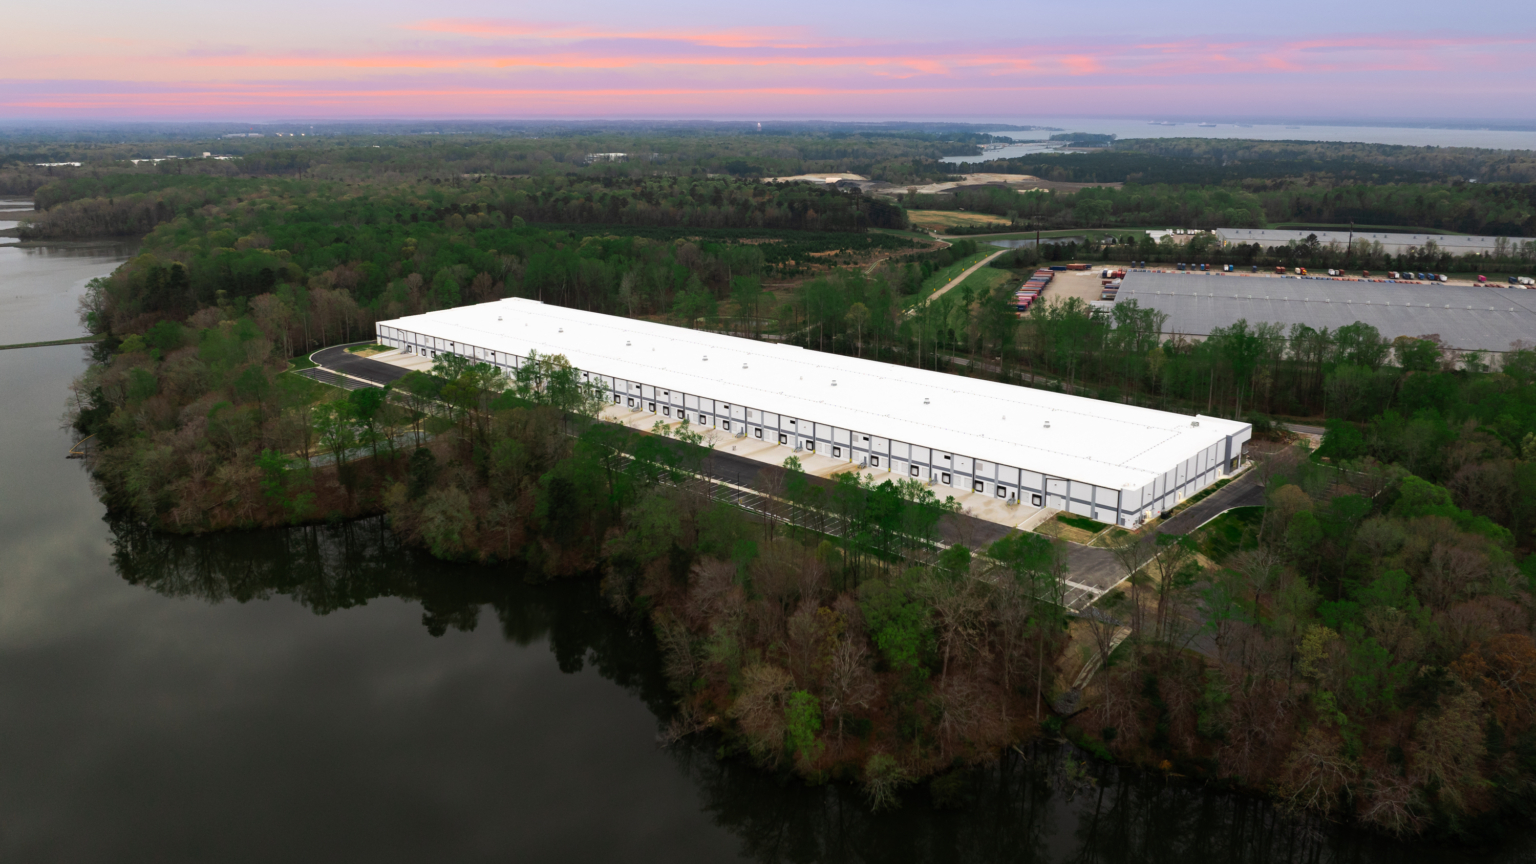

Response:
(308, 343), (1265, 610)
(311, 344), (413, 386)
(912, 249), (1008, 312)
(1055, 467), (1266, 609)
(1154, 469), (1265, 537)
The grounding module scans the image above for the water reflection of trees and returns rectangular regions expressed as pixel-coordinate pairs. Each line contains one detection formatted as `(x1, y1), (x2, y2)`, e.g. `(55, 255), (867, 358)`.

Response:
(106, 515), (675, 717)
(667, 740), (1473, 864)
(106, 517), (1503, 864)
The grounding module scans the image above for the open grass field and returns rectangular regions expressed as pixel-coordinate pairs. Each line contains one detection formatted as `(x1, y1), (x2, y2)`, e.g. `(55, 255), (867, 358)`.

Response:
(906, 210), (1012, 230)
(908, 248), (1000, 305)
(955, 265), (1011, 297)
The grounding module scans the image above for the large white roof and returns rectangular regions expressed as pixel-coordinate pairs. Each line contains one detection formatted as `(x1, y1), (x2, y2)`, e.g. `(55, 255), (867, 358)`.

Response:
(379, 299), (1249, 491)
(1215, 228), (1510, 253)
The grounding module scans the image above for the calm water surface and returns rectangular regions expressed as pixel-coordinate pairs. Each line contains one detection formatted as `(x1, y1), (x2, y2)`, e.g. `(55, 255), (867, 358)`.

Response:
(941, 119), (1536, 164)
(3, 243), (1535, 862)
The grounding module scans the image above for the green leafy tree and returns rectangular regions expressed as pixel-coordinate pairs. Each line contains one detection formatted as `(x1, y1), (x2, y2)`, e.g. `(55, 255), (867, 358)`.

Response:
(784, 690), (824, 768)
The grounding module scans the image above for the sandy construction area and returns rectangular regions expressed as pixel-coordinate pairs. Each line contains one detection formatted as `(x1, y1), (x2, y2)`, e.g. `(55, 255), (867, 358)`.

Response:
(905, 173), (1124, 195)
(763, 172), (869, 183)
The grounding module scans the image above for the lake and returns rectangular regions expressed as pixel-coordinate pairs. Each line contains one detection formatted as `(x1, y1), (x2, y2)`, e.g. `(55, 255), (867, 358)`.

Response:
(941, 119), (1536, 165)
(1, 236), (1532, 861)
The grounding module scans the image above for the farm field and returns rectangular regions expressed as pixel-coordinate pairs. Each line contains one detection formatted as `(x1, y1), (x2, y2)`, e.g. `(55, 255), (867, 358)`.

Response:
(906, 209), (1012, 230)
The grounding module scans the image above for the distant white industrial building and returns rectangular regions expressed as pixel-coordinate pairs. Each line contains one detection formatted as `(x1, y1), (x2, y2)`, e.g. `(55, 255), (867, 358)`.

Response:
(1114, 270), (1536, 353)
(1216, 228), (1521, 256)
(376, 299), (1251, 527)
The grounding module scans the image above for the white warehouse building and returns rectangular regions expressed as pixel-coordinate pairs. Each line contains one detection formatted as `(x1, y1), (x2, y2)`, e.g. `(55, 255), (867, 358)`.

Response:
(376, 299), (1252, 528)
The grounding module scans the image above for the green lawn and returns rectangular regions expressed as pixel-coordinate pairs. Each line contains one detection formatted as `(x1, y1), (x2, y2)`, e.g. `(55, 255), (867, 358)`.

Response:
(956, 266), (1011, 296)
(1058, 513), (1108, 533)
(1196, 506), (1264, 561)
(288, 355), (318, 371)
(907, 249), (997, 306)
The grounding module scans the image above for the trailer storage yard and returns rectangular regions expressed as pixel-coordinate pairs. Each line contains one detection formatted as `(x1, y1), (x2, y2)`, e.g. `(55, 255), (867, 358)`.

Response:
(1113, 269), (1536, 353)
(377, 299), (1251, 529)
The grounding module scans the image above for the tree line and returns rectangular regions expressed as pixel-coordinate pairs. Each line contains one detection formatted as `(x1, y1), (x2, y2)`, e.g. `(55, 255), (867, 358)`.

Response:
(20, 172), (908, 241)
(904, 179), (1536, 236)
(958, 138), (1536, 185)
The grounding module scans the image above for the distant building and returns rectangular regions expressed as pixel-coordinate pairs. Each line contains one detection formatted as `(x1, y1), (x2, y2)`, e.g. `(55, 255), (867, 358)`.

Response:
(585, 153), (628, 163)
(1216, 228), (1512, 256)
(1114, 269), (1536, 354)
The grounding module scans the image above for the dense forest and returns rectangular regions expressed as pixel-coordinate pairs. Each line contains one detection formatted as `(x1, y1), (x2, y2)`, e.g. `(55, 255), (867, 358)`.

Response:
(967, 139), (1536, 185)
(40, 124), (1536, 835)
(12, 127), (1535, 250)
(65, 263), (1536, 833)
(906, 179), (1536, 236)
(20, 172), (907, 241)
(0, 121), (1014, 196)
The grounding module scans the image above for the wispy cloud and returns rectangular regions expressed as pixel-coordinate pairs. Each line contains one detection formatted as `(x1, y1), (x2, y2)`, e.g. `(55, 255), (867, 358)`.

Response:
(4, 20), (1532, 118)
(406, 19), (821, 49)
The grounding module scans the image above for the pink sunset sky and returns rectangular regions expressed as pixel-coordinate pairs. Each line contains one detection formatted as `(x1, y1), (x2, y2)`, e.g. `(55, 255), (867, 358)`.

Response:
(3, 0), (1533, 120)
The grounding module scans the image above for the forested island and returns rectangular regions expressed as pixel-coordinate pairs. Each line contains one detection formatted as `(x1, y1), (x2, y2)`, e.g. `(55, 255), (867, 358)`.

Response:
(9, 122), (1536, 839)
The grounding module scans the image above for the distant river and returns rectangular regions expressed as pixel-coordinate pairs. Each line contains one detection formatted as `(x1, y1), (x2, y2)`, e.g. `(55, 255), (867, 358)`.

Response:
(942, 118), (1536, 164)
(2, 234), (1534, 861)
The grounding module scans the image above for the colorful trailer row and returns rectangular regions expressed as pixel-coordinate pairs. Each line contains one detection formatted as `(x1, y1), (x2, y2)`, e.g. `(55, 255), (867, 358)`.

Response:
(1014, 269), (1055, 313)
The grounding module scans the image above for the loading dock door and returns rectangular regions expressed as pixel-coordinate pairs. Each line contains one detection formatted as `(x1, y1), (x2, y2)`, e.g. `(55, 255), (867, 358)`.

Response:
(1046, 478), (1068, 510)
